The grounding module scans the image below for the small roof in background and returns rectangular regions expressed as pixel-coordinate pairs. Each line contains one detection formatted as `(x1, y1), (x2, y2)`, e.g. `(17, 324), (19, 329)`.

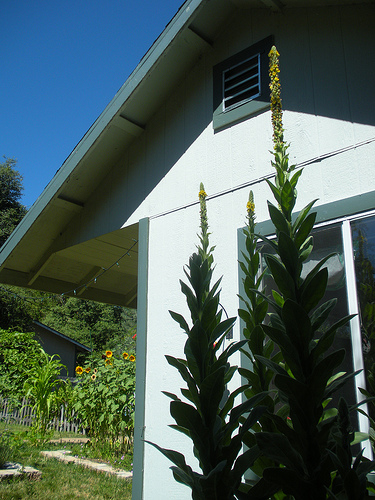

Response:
(33, 321), (92, 352)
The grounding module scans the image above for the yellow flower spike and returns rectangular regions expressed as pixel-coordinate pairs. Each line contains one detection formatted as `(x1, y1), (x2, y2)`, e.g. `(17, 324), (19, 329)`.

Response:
(198, 182), (211, 261)
(269, 45), (284, 150)
(246, 191), (256, 231)
(246, 201), (255, 214)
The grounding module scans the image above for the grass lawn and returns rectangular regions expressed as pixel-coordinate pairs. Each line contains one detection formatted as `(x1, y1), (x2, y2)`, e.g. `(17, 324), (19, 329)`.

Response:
(0, 424), (133, 500)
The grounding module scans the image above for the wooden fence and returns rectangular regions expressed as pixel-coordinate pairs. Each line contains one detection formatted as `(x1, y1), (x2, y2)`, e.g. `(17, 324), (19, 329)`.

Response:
(0, 397), (85, 434)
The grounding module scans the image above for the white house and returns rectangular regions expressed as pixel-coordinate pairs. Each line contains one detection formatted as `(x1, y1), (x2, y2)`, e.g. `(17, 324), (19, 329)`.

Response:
(0, 0), (374, 498)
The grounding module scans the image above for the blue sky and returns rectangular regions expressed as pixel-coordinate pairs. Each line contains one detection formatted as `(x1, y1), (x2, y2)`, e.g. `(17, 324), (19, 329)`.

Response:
(1, 0), (182, 208)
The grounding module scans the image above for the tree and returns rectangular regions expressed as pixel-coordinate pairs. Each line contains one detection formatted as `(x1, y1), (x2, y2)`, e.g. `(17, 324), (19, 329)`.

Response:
(0, 157), (27, 247)
(0, 286), (47, 332)
(42, 296), (137, 354)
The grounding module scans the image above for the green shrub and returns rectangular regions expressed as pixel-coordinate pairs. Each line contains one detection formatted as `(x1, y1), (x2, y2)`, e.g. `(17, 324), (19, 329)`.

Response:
(0, 329), (42, 403)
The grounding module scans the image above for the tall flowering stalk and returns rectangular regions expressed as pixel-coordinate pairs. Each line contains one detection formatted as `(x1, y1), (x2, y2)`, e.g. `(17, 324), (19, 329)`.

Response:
(269, 47), (283, 149)
(267, 46), (302, 236)
(249, 47), (375, 500)
(238, 190), (285, 494)
(198, 183), (214, 266)
(149, 186), (267, 499)
(239, 191), (275, 398)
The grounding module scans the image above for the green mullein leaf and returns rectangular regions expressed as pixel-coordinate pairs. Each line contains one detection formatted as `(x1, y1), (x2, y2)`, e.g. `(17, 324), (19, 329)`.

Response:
(200, 368), (226, 426)
(266, 178), (282, 205)
(255, 433), (305, 474)
(310, 350), (346, 400)
(300, 267), (328, 313)
(272, 289), (284, 308)
(292, 199), (318, 233)
(294, 212), (316, 251)
(248, 325), (266, 357)
(324, 370), (360, 400)
(165, 355), (200, 404)
(265, 254), (296, 300)
(255, 353), (288, 378)
(162, 391), (181, 401)
(268, 201), (290, 235)
(278, 231), (302, 281)
(289, 168), (303, 189)
(280, 180), (295, 220)
(299, 235), (314, 262)
(281, 299), (312, 354)
(169, 310), (190, 333)
(310, 298), (337, 333)
(311, 314), (355, 364)
(299, 253), (336, 294)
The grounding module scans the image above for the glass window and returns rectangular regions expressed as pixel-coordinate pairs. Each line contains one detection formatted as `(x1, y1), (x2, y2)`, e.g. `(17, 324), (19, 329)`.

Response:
(351, 215), (375, 423)
(259, 224), (357, 427)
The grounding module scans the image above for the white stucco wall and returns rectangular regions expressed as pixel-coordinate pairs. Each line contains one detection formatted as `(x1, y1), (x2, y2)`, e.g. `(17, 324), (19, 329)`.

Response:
(133, 4), (375, 498)
(85, 4), (375, 498)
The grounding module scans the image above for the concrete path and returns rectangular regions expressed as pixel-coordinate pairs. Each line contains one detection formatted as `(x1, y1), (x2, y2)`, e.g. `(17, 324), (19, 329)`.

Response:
(0, 463), (41, 480)
(40, 450), (132, 479)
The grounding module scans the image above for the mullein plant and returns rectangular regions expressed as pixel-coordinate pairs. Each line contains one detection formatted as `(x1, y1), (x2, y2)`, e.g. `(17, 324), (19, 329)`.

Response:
(148, 184), (268, 500)
(238, 192), (289, 498)
(246, 46), (375, 499)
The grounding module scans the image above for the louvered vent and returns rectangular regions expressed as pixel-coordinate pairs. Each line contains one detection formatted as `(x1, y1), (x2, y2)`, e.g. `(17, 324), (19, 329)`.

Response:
(222, 53), (261, 111)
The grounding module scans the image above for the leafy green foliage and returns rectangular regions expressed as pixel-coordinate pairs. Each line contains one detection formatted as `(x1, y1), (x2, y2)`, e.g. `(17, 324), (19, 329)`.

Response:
(0, 329), (43, 403)
(238, 193), (288, 497)
(0, 157), (27, 247)
(0, 286), (49, 332)
(42, 296), (136, 354)
(248, 78), (375, 497)
(73, 350), (136, 455)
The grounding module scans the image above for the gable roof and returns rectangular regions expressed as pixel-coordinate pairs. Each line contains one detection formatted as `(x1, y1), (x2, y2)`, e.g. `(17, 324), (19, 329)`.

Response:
(33, 321), (91, 352)
(0, 0), (370, 306)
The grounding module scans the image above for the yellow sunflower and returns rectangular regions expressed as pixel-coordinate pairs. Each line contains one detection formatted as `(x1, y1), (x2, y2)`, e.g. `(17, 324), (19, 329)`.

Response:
(84, 367), (91, 373)
(122, 352), (129, 360)
(105, 358), (112, 366)
(129, 355), (135, 362)
(105, 350), (113, 358)
(75, 366), (83, 375)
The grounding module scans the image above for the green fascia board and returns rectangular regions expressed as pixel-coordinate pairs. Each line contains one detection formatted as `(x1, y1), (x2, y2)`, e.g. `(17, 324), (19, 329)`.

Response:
(132, 217), (149, 500)
(0, 0), (207, 269)
(213, 100), (270, 130)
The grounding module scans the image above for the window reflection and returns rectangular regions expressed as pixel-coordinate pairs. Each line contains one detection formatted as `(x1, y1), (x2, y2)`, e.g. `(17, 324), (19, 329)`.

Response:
(352, 215), (375, 423)
(260, 223), (357, 427)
